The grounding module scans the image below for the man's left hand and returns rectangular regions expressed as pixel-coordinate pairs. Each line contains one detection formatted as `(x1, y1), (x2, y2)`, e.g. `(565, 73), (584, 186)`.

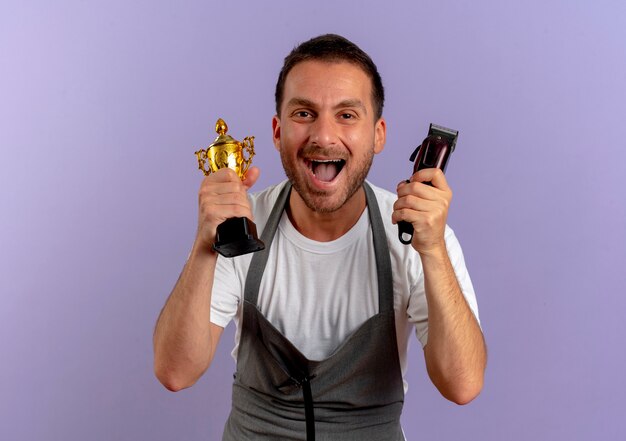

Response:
(392, 168), (452, 256)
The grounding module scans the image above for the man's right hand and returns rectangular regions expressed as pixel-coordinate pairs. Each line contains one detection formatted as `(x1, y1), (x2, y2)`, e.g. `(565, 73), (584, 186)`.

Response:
(154, 165), (260, 391)
(196, 166), (260, 251)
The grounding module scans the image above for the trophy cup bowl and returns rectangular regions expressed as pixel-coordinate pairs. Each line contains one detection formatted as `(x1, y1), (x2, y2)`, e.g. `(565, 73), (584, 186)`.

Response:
(194, 118), (265, 257)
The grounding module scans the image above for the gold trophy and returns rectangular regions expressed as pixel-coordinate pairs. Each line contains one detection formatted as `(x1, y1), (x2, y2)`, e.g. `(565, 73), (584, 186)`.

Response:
(194, 118), (265, 257)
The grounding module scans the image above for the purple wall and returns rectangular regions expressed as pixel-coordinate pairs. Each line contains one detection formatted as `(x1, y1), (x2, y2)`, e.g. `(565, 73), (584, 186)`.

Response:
(2, 1), (625, 439)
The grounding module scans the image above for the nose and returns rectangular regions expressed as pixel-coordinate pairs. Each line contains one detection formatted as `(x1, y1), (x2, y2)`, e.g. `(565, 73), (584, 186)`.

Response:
(309, 113), (338, 148)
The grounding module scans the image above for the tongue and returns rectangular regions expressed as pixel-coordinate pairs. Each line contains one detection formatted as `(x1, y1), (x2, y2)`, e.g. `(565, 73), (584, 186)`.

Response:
(313, 162), (340, 182)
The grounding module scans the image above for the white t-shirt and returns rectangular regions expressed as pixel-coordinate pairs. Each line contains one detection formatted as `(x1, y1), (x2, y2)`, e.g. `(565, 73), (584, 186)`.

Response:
(211, 180), (479, 391)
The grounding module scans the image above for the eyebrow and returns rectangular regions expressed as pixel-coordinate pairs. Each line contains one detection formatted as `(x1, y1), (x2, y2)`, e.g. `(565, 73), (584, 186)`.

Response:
(285, 97), (368, 115)
(336, 99), (367, 114)
(285, 97), (316, 109)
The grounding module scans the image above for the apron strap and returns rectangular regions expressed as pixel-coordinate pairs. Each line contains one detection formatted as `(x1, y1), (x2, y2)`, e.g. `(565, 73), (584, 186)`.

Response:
(363, 182), (394, 314)
(244, 182), (292, 305)
(301, 375), (315, 441)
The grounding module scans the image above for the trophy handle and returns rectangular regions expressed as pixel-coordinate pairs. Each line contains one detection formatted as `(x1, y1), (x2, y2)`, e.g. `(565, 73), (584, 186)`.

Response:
(195, 148), (222, 176)
(194, 149), (210, 176)
(241, 136), (256, 177)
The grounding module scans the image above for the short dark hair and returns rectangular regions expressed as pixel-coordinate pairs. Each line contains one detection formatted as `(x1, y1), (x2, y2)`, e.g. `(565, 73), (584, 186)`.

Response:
(275, 34), (385, 119)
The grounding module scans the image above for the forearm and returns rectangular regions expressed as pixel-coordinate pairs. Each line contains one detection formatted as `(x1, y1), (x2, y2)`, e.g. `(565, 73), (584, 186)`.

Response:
(153, 241), (221, 391)
(421, 246), (486, 405)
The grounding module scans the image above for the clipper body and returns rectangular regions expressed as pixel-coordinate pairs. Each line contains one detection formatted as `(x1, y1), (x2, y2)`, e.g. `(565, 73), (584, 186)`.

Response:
(398, 124), (459, 245)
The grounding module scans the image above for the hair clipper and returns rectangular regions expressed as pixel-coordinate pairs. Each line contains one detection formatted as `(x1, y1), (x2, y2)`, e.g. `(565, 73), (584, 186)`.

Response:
(398, 123), (459, 245)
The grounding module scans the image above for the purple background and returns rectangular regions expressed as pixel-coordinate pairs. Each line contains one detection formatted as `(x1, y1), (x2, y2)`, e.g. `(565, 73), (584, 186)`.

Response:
(2, 1), (625, 440)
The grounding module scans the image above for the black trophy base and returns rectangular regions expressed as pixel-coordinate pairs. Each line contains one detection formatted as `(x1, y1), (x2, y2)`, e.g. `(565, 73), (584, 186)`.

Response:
(212, 217), (265, 258)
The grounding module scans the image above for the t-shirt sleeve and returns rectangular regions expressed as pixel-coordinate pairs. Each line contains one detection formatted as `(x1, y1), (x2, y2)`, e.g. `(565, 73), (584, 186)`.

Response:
(409, 226), (480, 347)
(210, 254), (241, 328)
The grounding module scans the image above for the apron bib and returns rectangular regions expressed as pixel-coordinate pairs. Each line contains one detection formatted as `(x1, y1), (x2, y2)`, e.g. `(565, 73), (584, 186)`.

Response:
(223, 182), (405, 441)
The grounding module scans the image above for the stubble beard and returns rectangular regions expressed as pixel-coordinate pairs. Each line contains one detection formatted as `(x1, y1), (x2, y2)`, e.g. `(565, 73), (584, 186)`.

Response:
(280, 145), (375, 214)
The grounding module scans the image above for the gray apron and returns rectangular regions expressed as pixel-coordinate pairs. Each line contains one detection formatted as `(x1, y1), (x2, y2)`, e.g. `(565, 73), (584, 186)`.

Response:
(223, 182), (405, 441)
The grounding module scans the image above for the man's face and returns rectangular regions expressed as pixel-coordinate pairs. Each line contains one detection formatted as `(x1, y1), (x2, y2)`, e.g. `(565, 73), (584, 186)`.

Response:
(272, 60), (386, 214)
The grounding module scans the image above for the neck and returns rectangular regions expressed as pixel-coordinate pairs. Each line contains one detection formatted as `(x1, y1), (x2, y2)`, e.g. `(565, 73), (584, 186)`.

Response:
(287, 187), (367, 242)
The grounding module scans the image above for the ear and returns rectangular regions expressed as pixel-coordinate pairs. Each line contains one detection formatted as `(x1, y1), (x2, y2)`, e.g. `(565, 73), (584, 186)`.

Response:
(374, 117), (386, 154)
(272, 115), (281, 151)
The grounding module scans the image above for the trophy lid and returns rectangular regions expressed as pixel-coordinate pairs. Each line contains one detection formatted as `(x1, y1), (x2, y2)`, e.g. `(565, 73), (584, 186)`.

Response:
(209, 118), (240, 148)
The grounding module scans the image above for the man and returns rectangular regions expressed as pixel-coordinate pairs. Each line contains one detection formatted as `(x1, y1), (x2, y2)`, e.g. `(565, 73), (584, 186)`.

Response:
(154, 34), (486, 440)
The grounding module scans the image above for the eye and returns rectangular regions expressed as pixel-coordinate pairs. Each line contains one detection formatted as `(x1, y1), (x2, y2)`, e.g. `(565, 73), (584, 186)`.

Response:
(339, 112), (358, 121)
(294, 110), (312, 118)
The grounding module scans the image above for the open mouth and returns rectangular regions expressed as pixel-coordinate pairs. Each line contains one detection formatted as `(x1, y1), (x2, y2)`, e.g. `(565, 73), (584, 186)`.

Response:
(306, 159), (346, 183)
